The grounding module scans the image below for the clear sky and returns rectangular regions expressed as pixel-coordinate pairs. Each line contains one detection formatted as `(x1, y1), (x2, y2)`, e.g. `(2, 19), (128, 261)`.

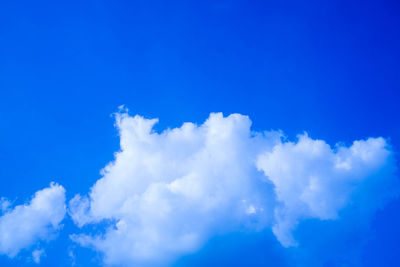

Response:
(1, 0), (400, 266)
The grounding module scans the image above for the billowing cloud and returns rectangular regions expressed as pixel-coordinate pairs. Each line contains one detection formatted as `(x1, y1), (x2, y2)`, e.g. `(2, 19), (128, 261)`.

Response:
(0, 183), (66, 258)
(69, 111), (398, 266)
(257, 135), (397, 247)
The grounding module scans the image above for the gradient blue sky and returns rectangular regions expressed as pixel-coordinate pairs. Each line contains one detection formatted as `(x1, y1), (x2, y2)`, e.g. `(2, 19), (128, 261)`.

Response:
(1, 0), (400, 266)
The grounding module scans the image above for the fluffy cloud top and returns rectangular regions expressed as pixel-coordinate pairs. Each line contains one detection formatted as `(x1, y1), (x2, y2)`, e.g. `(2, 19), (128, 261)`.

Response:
(0, 183), (66, 258)
(257, 135), (397, 247)
(69, 112), (397, 266)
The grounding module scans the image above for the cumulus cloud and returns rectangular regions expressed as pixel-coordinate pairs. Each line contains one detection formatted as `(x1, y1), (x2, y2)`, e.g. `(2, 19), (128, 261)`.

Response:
(0, 183), (66, 258)
(257, 134), (397, 247)
(69, 111), (398, 266)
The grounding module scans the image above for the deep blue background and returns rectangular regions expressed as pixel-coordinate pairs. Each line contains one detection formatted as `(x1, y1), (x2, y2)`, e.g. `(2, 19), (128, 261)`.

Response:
(1, 0), (400, 266)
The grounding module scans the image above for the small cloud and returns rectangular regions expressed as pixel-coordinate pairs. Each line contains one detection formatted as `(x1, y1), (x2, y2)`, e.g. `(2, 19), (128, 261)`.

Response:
(32, 249), (45, 264)
(0, 183), (66, 258)
(68, 248), (76, 266)
(246, 205), (257, 214)
(0, 198), (11, 213)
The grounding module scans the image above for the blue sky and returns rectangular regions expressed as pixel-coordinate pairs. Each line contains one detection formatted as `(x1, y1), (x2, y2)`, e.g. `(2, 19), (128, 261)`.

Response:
(1, 0), (400, 266)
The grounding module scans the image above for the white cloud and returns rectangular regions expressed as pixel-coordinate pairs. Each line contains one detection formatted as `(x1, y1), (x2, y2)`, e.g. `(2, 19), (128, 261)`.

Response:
(69, 112), (397, 266)
(0, 198), (11, 213)
(256, 134), (397, 247)
(32, 249), (45, 264)
(0, 183), (66, 258)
